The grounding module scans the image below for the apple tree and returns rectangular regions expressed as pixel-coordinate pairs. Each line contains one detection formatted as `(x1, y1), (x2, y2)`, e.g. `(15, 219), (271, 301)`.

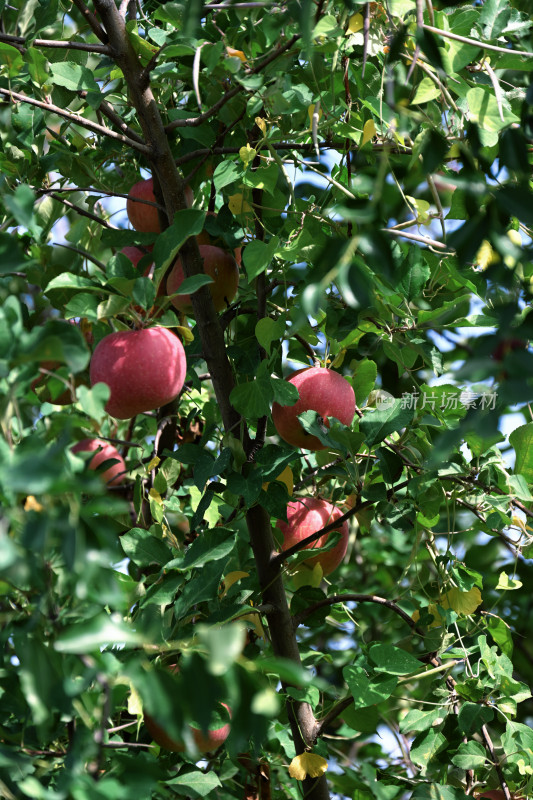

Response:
(1, 1), (533, 799)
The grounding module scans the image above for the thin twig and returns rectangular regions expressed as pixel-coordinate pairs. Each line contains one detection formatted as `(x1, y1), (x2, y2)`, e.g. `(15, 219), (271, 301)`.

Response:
(0, 87), (151, 154)
(50, 193), (116, 229)
(165, 35), (300, 132)
(382, 227), (450, 251)
(422, 23), (533, 57)
(0, 32), (110, 54)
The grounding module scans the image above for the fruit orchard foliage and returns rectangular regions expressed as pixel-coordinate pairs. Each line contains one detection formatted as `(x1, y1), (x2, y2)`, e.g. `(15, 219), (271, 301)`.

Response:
(0, 1), (533, 800)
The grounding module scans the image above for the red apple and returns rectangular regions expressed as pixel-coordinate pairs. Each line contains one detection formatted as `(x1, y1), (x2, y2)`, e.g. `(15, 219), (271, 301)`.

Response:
(271, 367), (356, 450)
(276, 497), (349, 575)
(167, 244), (239, 314)
(71, 438), (126, 486)
(126, 178), (193, 233)
(89, 326), (187, 419)
(121, 245), (154, 276)
(474, 792), (511, 800)
(144, 702), (231, 754)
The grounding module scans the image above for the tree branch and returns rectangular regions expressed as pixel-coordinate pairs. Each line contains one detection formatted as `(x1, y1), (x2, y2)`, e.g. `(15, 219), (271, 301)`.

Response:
(164, 34), (301, 133)
(0, 32), (111, 54)
(70, 0), (109, 43)
(293, 593), (420, 631)
(0, 87), (151, 154)
(50, 193), (115, 228)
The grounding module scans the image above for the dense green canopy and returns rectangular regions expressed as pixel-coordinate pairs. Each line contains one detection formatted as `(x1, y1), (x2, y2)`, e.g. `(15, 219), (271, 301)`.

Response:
(0, 1), (532, 799)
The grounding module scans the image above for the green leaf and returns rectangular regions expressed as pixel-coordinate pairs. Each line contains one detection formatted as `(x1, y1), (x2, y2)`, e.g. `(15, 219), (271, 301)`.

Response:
(343, 666), (398, 708)
(120, 528), (173, 567)
(167, 769), (222, 797)
(352, 359), (377, 406)
(411, 785), (470, 800)
(399, 706), (447, 733)
(477, 0), (512, 39)
(213, 160), (242, 190)
(451, 740), (487, 769)
(369, 644), (422, 675)
(45, 272), (101, 292)
(76, 383), (110, 421)
(496, 571), (523, 590)
(50, 61), (101, 96)
(169, 273), (214, 297)
(54, 615), (145, 652)
(510, 422), (533, 483)
(255, 316), (285, 354)
(410, 728), (447, 769)
(360, 400), (415, 446)
(230, 378), (273, 418)
(3, 185), (36, 231)
(466, 87), (520, 132)
(174, 559), (227, 619)
(181, 528), (236, 570)
(457, 702), (494, 734)
(243, 237), (279, 280)
(0, 42), (24, 76)
(412, 77), (441, 105)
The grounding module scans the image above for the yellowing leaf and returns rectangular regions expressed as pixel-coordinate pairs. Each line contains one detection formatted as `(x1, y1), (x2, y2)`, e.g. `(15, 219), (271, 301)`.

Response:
(496, 571), (523, 591)
(239, 143), (257, 168)
(24, 495), (44, 512)
(255, 116), (267, 135)
(412, 603), (442, 628)
(149, 488), (163, 505)
(361, 119), (376, 146)
(406, 195), (431, 225)
(507, 229), (522, 247)
(228, 193), (253, 215)
(289, 752), (328, 781)
(347, 13), (364, 34)
(128, 684), (143, 716)
(291, 561), (323, 589)
(262, 465), (294, 496)
(440, 586), (482, 616)
(226, 46), (247, 62)
(146, 456), (161, 473)
(474, 240), (496, 270)
(221, 571), (249, 596)
(176, 325), (194, 344)
(238, 611), (267, 640)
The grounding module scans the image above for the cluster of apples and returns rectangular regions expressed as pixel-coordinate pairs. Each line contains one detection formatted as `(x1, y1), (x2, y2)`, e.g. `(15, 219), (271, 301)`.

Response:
(272, 366), (356, 576)
(125, 177), (240, 314)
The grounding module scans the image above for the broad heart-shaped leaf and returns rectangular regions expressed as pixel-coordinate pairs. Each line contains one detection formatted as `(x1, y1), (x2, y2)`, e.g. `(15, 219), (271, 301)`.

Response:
(181, 527), (237, 570)
(359, 399), (415, 446)
(342, 666), (397, 708)
(368, 644), (421, 675)
(255, 316), (285, 354)
(509, 422), (533, 483)
(120, 528), (173, 567)
(167, 769), (222, 798)
(54, 614), (145, 653)
(466, 87), (520, 133)
(230, 377), (273, 418)
(243, 236), (279, 280)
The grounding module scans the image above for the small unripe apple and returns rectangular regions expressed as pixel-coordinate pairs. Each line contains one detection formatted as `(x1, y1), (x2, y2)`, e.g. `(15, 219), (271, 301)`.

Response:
(272, 367), (356, 450)
(144, 703), (231, 754)
(276, 496), (349, 575)
(71, 438), (126, 486)
(90, 326), (187, 419)
(167, 244), (239, 314)
(126, 177), (193, 233)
